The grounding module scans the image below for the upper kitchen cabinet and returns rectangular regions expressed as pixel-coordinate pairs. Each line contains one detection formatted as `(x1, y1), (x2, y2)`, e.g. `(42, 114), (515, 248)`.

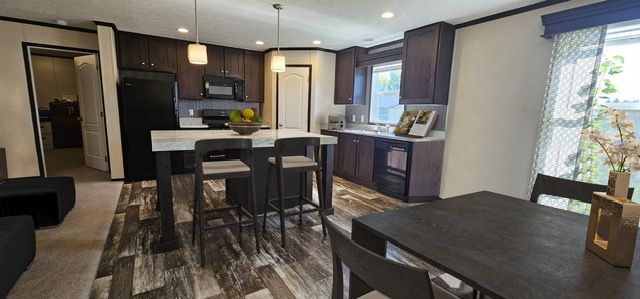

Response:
(224, 48), (245, 79)
(176, 41), (205, 99)
(243, 50), (264, 102)
(147, 37), (177, 72)
(118, 32), (149, 71)
(205, 45), (225, 76)
(334, 47), (366, 105)
(399, 22), (455, 105)
(118, 32), (177, 73)
(205, 46), (244, 79)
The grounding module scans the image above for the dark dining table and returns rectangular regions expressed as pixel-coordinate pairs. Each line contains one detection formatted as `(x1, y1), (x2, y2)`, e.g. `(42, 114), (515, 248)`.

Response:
(349, 191), (640, 299)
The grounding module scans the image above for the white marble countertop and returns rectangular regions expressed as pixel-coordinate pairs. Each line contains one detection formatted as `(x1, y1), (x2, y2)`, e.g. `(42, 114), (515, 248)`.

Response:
(151, 129), (337, 152)
(179, 117), (208, 128)
(322, 128), (445, 143)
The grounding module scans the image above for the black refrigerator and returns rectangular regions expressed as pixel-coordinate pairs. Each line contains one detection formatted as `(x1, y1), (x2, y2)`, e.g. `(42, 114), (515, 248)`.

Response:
(120, 77), (179, 181)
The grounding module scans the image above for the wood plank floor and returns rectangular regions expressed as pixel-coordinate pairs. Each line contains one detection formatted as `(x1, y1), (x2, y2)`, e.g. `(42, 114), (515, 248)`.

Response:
(90, 175), (440, 299)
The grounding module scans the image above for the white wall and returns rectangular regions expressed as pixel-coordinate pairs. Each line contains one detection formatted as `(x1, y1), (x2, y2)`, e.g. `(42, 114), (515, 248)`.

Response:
(0, 20), (98, 178)
(264, 50), (345, 132)
(32, 55), (77, 108)
(440, 0), (600, 199)
(97, 25), (125, 180)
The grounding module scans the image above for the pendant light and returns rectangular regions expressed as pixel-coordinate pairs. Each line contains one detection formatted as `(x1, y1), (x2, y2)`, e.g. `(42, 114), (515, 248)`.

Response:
(188, 0), (207, 64)
(271, 3), (286, 72)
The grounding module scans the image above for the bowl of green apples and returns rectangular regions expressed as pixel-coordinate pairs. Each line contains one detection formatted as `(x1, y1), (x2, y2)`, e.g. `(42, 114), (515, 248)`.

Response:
(228, 108), (262, 135)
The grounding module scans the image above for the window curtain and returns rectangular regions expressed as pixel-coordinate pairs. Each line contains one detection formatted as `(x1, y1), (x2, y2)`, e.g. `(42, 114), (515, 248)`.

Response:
(530, 26), (607, 210)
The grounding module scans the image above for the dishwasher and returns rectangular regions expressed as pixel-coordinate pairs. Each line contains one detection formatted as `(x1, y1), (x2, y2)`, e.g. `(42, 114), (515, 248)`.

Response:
(373, 139), (411, 199)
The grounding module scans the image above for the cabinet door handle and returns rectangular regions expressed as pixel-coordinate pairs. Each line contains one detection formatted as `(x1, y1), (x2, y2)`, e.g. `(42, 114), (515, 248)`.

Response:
(141, 62), (146, 65)
(225, 70), (229, 74)
(150, 63), (155, 66)
(221, 70), (224, 73)
(348, 97), (352, 101)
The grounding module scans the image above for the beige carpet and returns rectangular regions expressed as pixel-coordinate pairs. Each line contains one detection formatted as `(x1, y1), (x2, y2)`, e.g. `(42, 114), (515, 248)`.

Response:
(8, 148), (122, 299)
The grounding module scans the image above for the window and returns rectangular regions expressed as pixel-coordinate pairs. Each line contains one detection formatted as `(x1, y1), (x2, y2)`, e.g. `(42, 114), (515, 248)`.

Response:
(533, 21), (640, 213)
(369, 62), (404, 124)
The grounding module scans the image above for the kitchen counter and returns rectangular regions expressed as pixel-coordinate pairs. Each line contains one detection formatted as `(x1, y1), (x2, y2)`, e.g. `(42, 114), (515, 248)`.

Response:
(178, 117), (273, 129)
(151, 129), (337, 152)
(322, 128), (445, 143)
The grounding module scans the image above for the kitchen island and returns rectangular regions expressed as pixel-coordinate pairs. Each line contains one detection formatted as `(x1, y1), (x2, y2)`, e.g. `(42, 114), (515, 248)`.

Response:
(150, 129), (337, 252)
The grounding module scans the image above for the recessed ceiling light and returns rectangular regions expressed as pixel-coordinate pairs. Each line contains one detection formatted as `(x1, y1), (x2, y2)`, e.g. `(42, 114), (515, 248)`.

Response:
(381, 12), (395, 19)
(56, 19), (67, 26)
(255, 40), (265, 45)
(177, 28), (189, 33)
(312, 40), (322, 45)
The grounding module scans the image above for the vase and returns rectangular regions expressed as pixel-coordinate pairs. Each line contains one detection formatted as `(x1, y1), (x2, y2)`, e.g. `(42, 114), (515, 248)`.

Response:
(606, 171), (631, 198)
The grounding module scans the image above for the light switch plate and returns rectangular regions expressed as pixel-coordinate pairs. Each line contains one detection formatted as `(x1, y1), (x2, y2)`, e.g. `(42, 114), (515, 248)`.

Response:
(352, 114), (356, 122)
(360, 115), (365, 123)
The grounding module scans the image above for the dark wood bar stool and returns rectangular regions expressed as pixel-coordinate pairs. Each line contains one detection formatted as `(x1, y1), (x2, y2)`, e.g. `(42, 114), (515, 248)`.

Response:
(262, 137), (326, 248)
(191, 139), (260, 267)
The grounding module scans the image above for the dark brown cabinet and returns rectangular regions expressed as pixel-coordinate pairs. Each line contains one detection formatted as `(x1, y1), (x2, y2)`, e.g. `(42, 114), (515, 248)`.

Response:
(176, 41), (205, 99)
(224, 48), (245, 79)
(244, 51), (264, 102)
(334, 47), (367, 105)
(118, 32), (149, 71)
(400, 22), (455, 105)
(118, 32), (176, 73)
(328, 132), (375, 187)
(205, 45), (225, 76)
(205, 46), (244, 79)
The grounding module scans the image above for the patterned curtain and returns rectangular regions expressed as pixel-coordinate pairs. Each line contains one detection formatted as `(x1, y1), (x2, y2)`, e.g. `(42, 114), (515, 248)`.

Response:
(531, 26), (607, 210)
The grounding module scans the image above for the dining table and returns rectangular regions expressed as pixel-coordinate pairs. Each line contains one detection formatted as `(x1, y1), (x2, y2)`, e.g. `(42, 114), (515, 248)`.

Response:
(150, 129), (337, 252)
(349, 191), (640, 299)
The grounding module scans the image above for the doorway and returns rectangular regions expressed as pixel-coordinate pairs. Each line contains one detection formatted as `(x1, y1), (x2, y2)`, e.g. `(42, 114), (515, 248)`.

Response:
(24, 44), (109, 177)
(277, 65), (311, 131)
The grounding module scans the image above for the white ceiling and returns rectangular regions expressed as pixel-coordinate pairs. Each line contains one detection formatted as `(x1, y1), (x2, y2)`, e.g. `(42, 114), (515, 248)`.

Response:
(1, 0), (540, 50)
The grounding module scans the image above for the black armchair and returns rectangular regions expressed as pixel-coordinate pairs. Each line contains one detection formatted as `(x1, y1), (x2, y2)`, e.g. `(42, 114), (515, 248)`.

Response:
(0, 215), (36, 298)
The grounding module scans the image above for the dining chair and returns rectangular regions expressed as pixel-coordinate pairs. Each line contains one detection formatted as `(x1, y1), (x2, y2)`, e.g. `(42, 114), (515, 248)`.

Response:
(262, 137), (326, 249)
(192, 138), (260, 267)
(530, 173), (634, 204)
(322, 214), (463, 299)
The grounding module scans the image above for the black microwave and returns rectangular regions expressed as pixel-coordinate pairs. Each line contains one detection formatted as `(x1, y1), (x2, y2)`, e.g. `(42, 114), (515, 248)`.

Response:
(204, 76), (244, 100)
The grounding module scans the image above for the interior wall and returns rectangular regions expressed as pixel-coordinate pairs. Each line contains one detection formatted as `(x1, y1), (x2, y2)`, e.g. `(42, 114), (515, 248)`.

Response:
(96, 25), (124, 180)
(440, 0), (600, 199)
(32, 55), (78, 108)
(0, 20), (98, 178)
(264, 50), (345, 132)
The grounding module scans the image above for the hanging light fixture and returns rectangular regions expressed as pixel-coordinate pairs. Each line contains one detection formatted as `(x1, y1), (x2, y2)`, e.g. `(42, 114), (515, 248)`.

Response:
(271, 3), (286, 72)
(188, 0), (207, 64)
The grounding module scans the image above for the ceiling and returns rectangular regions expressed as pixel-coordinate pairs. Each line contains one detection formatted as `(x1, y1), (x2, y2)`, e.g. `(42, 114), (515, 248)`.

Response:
(1, 0), (541, 50)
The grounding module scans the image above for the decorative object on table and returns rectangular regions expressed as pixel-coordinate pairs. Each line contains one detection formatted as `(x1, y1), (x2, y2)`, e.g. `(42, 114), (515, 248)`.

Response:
(583, 108), (640, 196)
(586, 192), (640, 267)
(393, 110), (419, 136)
(408, 110), (438, 137)
(228, 108), (262, 135)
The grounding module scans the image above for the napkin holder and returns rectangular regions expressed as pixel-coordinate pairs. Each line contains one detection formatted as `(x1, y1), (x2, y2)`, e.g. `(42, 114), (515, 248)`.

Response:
(586, 192), (640, 267)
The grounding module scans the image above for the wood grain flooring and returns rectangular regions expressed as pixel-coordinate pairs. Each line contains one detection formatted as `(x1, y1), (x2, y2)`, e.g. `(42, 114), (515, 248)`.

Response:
(90, 175), (440, 298)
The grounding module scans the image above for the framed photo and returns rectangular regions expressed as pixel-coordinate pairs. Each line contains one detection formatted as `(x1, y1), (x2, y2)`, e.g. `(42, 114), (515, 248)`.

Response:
(393, 110), (420, 135)
(408, 110), (438, 137)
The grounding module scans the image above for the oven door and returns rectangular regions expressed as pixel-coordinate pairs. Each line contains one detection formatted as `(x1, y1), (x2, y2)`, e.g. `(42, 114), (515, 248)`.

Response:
(373, 140), (410, 198)
(204, 76), (235, 99)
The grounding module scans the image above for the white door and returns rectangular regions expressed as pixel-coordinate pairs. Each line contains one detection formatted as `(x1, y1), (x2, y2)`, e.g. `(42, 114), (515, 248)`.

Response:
(277, 67), (310, 131)
(74, 55), (109, 171)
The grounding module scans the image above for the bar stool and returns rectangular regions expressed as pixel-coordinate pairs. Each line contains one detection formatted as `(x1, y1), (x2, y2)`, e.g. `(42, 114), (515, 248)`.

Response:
(191, 139), (260, 267)
(262, 137), (326, 249)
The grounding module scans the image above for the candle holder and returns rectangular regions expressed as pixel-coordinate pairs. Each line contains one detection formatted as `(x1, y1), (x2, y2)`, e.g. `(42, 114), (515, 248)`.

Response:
(586, 192), (640, 267)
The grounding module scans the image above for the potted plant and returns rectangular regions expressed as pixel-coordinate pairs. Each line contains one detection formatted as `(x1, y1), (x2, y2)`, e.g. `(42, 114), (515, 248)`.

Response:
(583, 108), (640, 197)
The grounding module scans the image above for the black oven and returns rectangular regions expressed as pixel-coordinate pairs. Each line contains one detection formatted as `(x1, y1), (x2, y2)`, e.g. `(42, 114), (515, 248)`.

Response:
(373, 139), (411, 199)
(204, 75), (244, 100)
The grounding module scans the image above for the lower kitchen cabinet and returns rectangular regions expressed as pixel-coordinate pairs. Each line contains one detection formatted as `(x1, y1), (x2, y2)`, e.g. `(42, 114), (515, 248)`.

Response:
(321, 129), (444, 202)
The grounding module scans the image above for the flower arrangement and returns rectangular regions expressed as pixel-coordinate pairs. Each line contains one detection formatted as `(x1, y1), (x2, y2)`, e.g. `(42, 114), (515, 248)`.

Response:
(583, 108), (640, 173)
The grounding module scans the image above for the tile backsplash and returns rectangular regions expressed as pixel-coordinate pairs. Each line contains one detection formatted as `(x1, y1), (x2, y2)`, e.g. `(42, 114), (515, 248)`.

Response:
(345, 103), (448, 131)
(178, 99), (260, 117)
